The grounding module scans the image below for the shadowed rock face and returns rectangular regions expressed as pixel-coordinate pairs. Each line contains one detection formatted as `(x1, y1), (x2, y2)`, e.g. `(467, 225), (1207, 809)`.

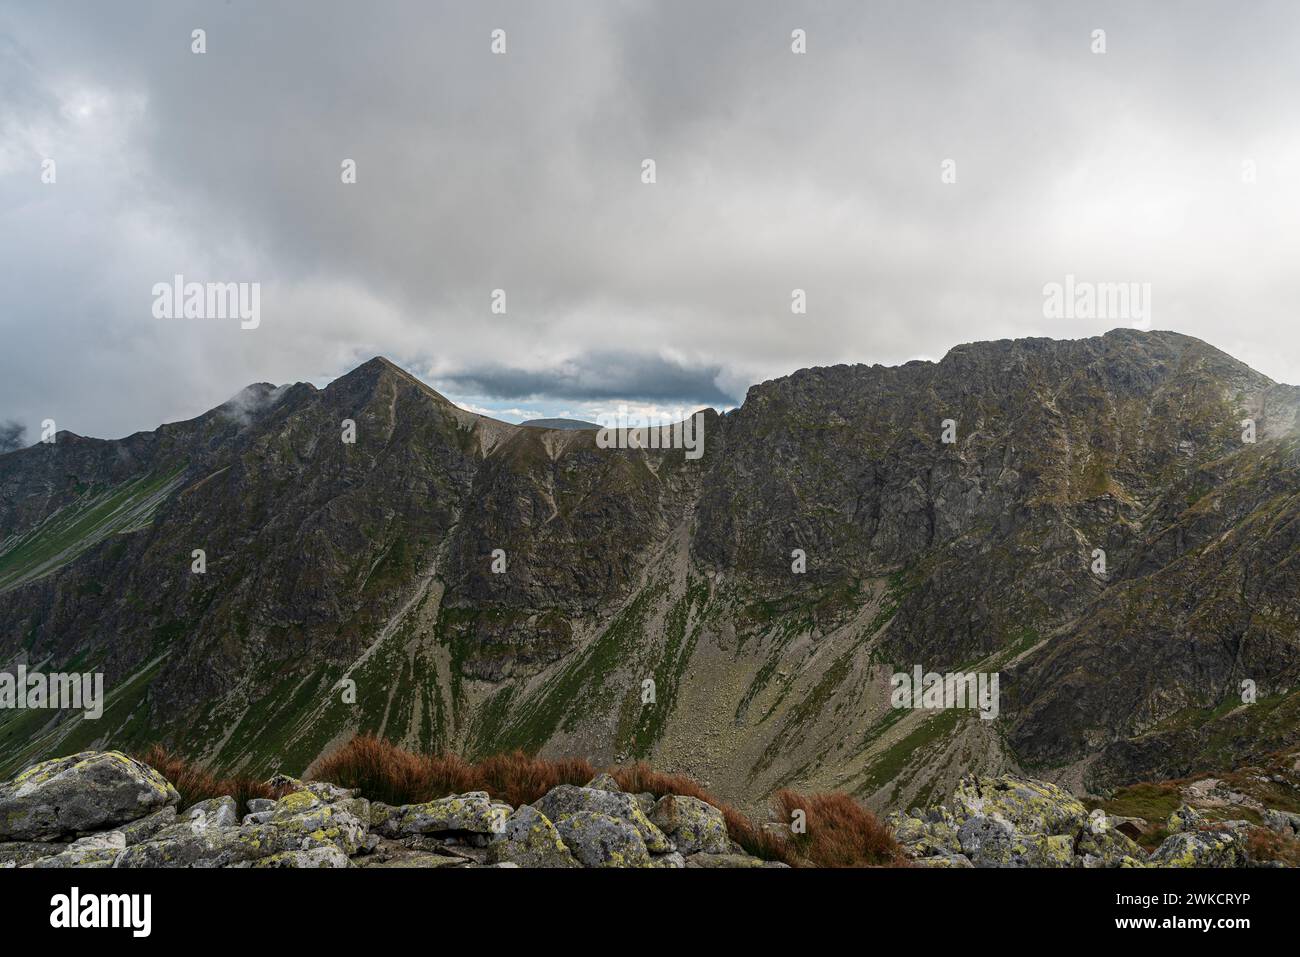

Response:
(2, 331), (1300, 808)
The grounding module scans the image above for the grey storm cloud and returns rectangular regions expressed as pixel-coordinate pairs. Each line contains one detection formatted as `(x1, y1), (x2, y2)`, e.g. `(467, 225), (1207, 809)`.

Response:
(0, 420), (27, 453)
(2, 1), (1300, 438)
(436, 352), (736, 406)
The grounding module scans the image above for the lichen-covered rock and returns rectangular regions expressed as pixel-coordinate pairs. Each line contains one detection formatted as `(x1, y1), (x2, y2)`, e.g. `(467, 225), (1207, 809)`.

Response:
(893, 774), (1165, 868)
(552, 811), (653, 868)
(650, 795), (729, 854)
(23, 831), (125, 868)
(1035, 833), (1077, 867)
(267, 777), (362, 810)
(113, 823), (339, 868)
(1167, 805), (1204, 833)
(916, 805), (957, 829)
(1076, 824), (1149, 867)
(296, 781), (359, 803)
(956, 814), (1015, 866)
(239, 846), (350, 868)
(583, 773), (622, 793)
(956, 813), (1077, 867)
(184, 796), (239, 831)
(121, 807), (177, 846)
(888, 772), (1294, 869)
(265, 789), (368, 855)
(372, 792), (509, 838)
(682, 852), (771, 868)
(1149, 829), (1243, 867)
(354, 839), (470, 868)
(533, 785), (670, 852)
(888, 812), (924, 843)
(485, 806), (578, 868)
(888, 811), (961, 859)
(0, 840), (67, 868)
(0, 751), (179, 841)
(912, 852), (974, 868)
(951, 776), (1087, 837)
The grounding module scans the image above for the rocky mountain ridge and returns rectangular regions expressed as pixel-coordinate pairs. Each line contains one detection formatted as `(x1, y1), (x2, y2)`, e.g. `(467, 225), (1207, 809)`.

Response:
(3, 330), (1300, 815)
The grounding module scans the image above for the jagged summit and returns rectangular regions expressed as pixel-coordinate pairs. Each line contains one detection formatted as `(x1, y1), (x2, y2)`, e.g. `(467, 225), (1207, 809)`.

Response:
(328, 355), (456, 406)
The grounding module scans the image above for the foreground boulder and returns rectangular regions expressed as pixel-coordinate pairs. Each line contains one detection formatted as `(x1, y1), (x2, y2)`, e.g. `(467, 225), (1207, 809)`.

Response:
(121, 807), (178, 846)
(236, 846), (351, 869)
(533, 785), (671, 853)
(1147, 828), (1245, 868)
(371, 792), (509, 838)
(113, 822), (343, 868)
(27, 832), (127, 868)
(891, 776), (1092, 868)
(0, 841), (67, 867)
(553, 811), (654, 868)
(1075, 822), (1147, 868)
(952, 777), (1089, 837)
(185, 796), (240, 831)
(650, 795), (730, 855)
(0, 751), (178, 841)
(266, 790), (369, 855)
(486, 806), (579, 868)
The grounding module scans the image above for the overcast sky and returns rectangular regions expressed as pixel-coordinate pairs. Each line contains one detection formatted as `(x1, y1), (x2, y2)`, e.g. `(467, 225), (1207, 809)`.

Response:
(2, 0), (1299, 443)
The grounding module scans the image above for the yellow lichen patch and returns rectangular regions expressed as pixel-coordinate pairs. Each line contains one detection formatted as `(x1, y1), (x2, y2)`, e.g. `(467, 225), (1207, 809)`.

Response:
(276, 790), (320, 814)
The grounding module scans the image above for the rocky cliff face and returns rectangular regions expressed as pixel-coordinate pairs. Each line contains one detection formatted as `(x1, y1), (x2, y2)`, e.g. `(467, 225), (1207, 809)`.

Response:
(3, 331), (1300, 814)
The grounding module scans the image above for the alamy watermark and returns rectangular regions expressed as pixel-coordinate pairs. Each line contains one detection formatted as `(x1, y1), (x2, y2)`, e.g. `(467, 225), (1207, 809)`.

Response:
(596, 406), (705, 459)
(890, 665), (1000, 720)
(50, 887), (151, 937)
(1042, 274), (1151, 330)
(0, 665), (104, 719)
(152, 274), (260, 330)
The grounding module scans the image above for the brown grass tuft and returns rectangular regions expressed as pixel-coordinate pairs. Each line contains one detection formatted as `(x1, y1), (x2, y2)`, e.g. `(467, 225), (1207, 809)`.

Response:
(309, 734), (595, 808)
(309, 736), (905, 867)
(774, 789), (907, 867)
(137, 744), (273, 814)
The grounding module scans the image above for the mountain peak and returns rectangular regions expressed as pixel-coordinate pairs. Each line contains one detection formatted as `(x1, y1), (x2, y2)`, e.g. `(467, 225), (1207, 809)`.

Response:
(330, 355), (453, 405)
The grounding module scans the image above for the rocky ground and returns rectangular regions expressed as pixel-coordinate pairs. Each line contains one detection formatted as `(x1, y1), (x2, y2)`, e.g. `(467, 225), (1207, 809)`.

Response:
(890, 773), (1300, 868)
(0, 751), (785, 869)
(3, 749), (1298, 868)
